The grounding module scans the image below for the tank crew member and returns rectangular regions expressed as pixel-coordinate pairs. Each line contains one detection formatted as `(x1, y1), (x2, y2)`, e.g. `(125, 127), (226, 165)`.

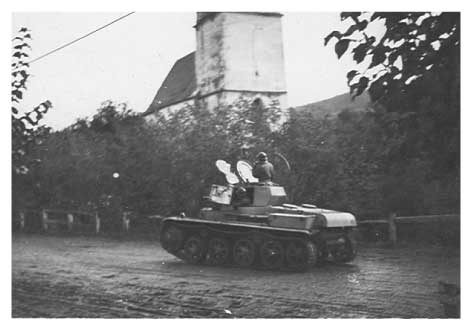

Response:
(252, 152), (275, 183)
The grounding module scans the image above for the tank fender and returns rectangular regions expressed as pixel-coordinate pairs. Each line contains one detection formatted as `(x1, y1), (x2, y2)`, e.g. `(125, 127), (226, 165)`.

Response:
(316, 212), (356, 227)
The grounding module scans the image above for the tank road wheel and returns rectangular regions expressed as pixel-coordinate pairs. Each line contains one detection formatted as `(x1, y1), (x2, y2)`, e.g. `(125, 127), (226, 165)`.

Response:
(207, 237), (231, 265)
(318, 249), (329, 264)
(160, 225), (184, 253)
(332, 235), (357, 263)
(183, 236), (207, 264)
(317, 243), (330, 264)
(260, 240), (285, 269)
(285, 240), (318, 270)
(233, 239), (256, 268)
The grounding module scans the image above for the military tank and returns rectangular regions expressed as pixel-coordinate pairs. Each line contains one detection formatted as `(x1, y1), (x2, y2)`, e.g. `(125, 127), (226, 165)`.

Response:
(160, 160), (357, 271)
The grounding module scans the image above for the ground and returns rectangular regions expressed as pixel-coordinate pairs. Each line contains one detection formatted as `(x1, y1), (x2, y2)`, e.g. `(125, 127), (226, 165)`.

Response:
(12, 234), (459, 318)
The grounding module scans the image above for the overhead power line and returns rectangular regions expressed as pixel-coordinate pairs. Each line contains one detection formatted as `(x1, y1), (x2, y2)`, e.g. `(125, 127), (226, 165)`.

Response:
(28, 12), (135, 64)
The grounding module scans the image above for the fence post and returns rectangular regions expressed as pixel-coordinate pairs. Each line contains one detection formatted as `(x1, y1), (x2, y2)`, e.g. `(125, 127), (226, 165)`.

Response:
(95, 212), (100, 234)
(19, 211), (25, 231)
(67, 213), (74, 232)
(388, 212), (397, 245)
(41, 209), (48, 231)
(122, 211), (130, 233)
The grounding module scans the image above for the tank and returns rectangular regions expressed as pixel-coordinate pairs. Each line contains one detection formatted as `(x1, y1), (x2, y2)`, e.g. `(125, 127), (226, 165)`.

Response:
(160, 160), (357, 271)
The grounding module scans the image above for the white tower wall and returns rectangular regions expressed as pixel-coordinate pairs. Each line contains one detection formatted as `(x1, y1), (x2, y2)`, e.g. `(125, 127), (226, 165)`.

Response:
(195, 12), (287, 109)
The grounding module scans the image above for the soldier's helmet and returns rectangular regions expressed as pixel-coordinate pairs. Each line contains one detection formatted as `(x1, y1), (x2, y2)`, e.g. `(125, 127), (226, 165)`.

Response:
(257, 152), (267, 161)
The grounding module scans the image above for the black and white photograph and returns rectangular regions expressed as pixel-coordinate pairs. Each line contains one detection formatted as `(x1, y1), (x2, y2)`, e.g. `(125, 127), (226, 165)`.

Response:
(8, 1), (462, 321)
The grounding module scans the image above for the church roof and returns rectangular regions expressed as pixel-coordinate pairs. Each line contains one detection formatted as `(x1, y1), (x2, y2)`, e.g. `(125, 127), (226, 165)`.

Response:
(144, 52), (196, 115)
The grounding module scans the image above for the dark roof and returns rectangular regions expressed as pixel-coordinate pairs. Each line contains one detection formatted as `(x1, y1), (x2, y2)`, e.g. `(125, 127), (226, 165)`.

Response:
(144, 52), (196, 116)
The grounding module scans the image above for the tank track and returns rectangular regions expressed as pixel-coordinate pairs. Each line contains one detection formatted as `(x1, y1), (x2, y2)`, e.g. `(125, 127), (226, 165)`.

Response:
(159, 219), (355, 271)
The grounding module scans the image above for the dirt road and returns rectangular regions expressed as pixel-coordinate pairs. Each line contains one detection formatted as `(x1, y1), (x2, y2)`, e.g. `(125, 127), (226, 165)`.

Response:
(12, 234), (459, 318)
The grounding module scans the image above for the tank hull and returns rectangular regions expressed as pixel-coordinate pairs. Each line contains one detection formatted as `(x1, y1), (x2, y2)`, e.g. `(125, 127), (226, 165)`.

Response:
(160, 216), (357, 271)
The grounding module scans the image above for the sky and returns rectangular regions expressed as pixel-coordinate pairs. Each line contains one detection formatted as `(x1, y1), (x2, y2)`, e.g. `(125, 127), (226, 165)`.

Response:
(13, 12), (366, 130)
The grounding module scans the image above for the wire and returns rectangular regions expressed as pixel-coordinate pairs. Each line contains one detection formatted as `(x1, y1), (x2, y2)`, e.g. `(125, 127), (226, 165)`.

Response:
(28, 12), (135, 64)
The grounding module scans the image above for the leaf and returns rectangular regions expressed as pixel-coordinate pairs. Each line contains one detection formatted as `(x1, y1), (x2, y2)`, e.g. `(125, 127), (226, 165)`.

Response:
(324, 30), (342, 46)
(12, 90), (23, 100)
(22, 115), (36, 126)
(354, 76), (370, 97)
(15, 61), (30, 68)
(357, 20), (368, 31)
(366, 35), (376, 45)
(353, 43), (369, 63)
(389, 66), (400, 78)
(369, 46), (387, 68)
(341, 12), (361, 22)
(43, 100), (53, 109)
(335, 39), (351, 59)
(343, 24), (359, 37)
(347, 70), (359, 84)
(371, 12), (384, 21)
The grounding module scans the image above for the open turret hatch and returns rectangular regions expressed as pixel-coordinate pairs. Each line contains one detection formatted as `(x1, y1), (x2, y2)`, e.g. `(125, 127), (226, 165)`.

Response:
(215, 160), (239, 184)
(236, 160), (258, 183)
(210, 159), (286, 207)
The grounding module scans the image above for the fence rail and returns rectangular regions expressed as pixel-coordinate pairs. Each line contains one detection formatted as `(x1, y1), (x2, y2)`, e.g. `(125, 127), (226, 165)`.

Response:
(360, 214), (459, 224)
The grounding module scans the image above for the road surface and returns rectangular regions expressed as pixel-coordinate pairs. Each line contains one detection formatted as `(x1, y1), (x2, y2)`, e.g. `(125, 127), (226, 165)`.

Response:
(12, 234), (459, 318)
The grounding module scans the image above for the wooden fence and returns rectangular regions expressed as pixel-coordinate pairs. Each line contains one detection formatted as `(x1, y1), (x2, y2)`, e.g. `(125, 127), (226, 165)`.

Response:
(13, 209), (459, 244)
(39, 209), (100, 233)
(357, 214), (460, 245)
(13, 209), (163, 235)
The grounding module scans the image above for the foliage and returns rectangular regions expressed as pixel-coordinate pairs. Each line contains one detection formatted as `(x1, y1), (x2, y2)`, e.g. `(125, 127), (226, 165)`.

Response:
(23, 99), (283, 227)
(325, 12), (460, 214)
(279, 108), (458, 217)
(19, 96), (459, 223)
(12, 28), (53, 175)
(325, 12), (459, 101)
(12, 28), (53, 210)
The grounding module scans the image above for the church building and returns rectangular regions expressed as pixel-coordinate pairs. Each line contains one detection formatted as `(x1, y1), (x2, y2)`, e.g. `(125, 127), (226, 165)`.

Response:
(143, 12), (288, 120)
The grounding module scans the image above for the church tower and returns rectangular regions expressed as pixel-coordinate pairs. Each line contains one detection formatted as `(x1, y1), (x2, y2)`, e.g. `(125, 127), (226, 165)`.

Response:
(144, 12), (288, 118)
(195, 12), (287, 109)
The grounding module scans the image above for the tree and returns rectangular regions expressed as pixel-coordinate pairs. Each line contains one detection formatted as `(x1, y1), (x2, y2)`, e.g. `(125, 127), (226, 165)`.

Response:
(325, 12), (460, 215)
(28, 97), (283, 224)
(325, 12), (459, 102)
(12, 28), (53, 174)
(12, 28), (53, 210)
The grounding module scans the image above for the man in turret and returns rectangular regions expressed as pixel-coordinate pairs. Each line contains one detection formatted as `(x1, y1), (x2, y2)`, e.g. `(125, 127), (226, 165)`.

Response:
(252, 152), (275, 183)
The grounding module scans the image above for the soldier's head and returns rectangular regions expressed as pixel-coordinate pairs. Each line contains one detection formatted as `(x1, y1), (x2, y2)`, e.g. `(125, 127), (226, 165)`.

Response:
(257, 152), (267, 162)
